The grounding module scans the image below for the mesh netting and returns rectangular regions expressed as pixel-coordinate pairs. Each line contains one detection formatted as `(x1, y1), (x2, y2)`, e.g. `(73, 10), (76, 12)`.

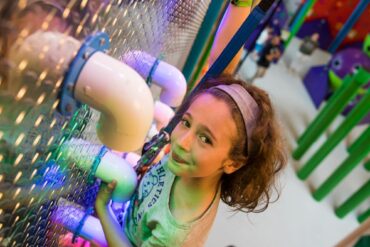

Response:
(0, 0), (211, 245)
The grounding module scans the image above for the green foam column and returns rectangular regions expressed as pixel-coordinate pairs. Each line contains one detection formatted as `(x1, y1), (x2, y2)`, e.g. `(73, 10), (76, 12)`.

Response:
(297, 74), (353, 144)
(358, 207), (370, 223)
(293, 69), (370, 160)
(182, 0), (225, 82)
(313, 125), (370, 201)
(363, 34), (370, 57)
(335, 180), (370, 218)
(285, 0), (317, 48)
(365, 160), (370, 171)
(187, 34), (215, 91)
(297, 87), (370, 180)
(348, 124), (370, 154)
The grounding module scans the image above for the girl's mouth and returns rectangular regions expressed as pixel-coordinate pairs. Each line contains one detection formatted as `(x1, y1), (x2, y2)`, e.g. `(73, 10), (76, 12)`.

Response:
(171, 151), (188, 164)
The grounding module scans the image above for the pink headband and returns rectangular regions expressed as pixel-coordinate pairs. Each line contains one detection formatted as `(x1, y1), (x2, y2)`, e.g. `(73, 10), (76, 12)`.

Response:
(214, 84), (259, 153)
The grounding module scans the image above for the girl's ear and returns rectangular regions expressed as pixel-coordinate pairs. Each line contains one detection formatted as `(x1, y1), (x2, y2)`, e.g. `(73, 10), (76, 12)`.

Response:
(222, 159), (245, 174)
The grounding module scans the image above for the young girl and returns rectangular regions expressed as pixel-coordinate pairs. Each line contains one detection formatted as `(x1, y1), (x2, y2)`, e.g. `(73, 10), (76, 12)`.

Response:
(95, 76), (287, 247)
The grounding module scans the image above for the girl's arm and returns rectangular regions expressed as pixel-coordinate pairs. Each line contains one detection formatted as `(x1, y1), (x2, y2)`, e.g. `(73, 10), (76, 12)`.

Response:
(95, 180), (133, 247)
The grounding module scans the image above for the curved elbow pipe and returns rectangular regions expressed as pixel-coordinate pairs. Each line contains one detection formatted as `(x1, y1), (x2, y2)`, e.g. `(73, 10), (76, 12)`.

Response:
(74, 51), (154, 151)
(60, 138), (137, 203)
(111, 150), (141, 168)
(52, 198), (108, 247)
(121, 50), (187, 107)
(147, 101), (175, 139)
(8, 31), (154, 152)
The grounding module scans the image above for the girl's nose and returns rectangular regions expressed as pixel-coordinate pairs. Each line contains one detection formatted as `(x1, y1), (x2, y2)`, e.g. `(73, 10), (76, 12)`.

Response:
(177, 131), (193, 152)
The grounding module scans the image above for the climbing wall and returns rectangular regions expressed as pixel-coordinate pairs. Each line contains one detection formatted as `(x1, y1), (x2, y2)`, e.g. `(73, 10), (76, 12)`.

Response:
(0, 0), (211, 245)
(298, 0), (370, 49)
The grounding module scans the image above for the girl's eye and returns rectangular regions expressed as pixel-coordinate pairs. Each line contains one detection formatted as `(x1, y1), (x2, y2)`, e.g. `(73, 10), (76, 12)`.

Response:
(199, 135), (212, 145)
(181, 118), (190, 128)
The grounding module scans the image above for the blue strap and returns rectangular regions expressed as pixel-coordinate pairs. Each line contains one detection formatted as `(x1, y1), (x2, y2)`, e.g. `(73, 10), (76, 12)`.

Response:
(87, 146), (108, 184)
(72, 207), (94, 243)
(146, 58), (161, 86)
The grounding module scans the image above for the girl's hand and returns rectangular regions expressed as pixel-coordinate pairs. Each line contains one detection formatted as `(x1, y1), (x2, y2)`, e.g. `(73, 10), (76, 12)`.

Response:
(95, 180), (117, 211)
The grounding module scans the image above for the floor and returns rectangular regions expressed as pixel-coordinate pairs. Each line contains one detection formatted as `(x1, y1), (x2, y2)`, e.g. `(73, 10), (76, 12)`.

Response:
(205, 39), (370, 247)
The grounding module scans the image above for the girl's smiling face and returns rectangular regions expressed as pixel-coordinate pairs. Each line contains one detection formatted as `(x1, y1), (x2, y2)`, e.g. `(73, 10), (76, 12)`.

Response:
(168, 93), (238, 179)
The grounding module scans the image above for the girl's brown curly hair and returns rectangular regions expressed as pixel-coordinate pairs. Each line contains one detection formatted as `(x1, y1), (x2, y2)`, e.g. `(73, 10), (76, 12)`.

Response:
(173, 75), (287, 213)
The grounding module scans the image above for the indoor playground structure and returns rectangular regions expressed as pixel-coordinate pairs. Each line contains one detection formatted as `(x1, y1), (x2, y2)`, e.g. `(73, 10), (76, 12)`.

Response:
(0, 0), (370, 246)
(0, 0), (207, 245)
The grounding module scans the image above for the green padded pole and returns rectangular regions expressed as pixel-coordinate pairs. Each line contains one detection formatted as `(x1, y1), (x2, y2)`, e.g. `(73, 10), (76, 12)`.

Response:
(293, 69), (370, 160)
(285, 0), (317, 48)
(348, 124), (370, 154)
(297, 74), (353, 144)
(358, 207), (370, 223)
(182, 0), (225, 82)
(187, 34), (215, 91)
(365, 159), (370, 171)
(313, 125), (370, 201)
(297, 87), (370, 180)
(335, 180), (370, 218)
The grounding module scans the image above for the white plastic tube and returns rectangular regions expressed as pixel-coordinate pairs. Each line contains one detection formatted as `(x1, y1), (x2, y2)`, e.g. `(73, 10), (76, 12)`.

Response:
(111, 150), (141, 168)
(51, 198), (108, 246)
(146, 101), (175, 140)
(75, 51), (154, 152)
(121, 50), (187, 107)
(123, 152), (141, 168)
(154, 100), (175, 131)
(60, 138), (137, 203)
